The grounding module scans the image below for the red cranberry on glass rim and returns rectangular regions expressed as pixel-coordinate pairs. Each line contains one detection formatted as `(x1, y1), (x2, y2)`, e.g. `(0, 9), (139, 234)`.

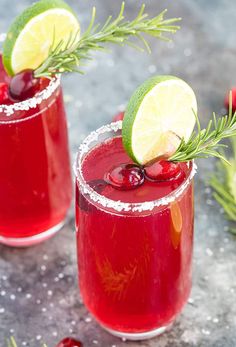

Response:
(104, 163), (144, 190)
(56, 337), (83, 347)
(145, 160), (181, 181)
(8, 69), (40, 102)
(224, 88), (236, 113)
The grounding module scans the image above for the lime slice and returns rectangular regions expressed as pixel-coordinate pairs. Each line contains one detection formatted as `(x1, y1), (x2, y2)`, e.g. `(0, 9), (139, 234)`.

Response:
(3, 0), (80, 75)
(122, 76), (197, 165)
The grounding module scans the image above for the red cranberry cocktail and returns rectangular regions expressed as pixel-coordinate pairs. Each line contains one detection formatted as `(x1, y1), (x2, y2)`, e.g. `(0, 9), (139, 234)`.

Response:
(75, 122), (195, 340)
(0, 53), (72, 247)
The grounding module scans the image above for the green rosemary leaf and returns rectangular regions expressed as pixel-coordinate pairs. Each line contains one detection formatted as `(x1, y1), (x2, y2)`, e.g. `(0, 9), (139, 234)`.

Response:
(34, 2), (181, 77)
(6, 337), (47, 347)
(170, 108), (236, 163)
(230, 228), (236, 235)
(209, 129), (236, 234)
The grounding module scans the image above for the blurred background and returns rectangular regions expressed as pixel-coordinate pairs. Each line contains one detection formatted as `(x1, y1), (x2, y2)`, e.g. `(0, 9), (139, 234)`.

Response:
(0, 1), (236, 346)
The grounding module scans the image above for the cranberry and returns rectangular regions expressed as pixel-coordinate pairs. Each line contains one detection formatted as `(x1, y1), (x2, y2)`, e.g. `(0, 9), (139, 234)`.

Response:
(9, 69), (40, 102)
(56, 338), (83, 347)
(224, 88), (236, 113)
(104, 163), (144, 190)
(0, 82), (9, 103)
(145, 160), (181, 181)
(113, 111), (124, 122)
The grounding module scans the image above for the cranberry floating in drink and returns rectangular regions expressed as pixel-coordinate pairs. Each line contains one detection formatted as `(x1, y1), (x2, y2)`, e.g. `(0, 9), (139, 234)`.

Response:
(104, 163), (144, 190)
(8, 69), (40, 101)
(145, 160), (181, 181)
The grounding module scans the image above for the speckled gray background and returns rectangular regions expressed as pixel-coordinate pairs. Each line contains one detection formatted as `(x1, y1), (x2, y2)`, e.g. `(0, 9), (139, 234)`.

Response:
(0, 0), (236, 346)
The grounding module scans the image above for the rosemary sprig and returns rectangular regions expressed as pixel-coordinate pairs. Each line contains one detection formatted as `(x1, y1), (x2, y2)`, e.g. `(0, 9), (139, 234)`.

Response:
(6, 337), (17, 347)
(6, 337), (47, 347)
(170, 107), (236, 163)
(34, 2), (181, 77)
(209, 136), (236, 235)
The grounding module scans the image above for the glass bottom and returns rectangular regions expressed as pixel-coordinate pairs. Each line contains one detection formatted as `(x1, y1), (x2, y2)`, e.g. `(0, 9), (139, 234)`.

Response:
(0, 220), (65, 247)
(102, 323), (173, 341)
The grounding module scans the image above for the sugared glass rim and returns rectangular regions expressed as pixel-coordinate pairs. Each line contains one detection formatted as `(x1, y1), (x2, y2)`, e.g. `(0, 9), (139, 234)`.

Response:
(0, 33), (60, 117)
(74, 121), (197, 213)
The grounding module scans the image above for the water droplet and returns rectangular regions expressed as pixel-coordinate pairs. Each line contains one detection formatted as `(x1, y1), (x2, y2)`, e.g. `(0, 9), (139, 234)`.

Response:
(85, 317), (92, 323)
(201, 329), (210, 335)
(206, 248), (213, 256)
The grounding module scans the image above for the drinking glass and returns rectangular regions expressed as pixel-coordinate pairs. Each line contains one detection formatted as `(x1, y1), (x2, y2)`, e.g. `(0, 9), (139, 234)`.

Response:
(74, 122), (196, 340)
(0, 35), (72, 247)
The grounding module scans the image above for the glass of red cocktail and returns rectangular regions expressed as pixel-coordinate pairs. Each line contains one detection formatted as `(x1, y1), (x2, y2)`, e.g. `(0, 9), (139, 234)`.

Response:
(74, 121), (196, 340)
(0, 37), (72, 247)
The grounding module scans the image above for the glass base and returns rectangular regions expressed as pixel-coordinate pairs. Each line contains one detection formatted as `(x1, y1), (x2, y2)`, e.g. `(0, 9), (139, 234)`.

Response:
(102, 323), (172, 341)
(0, 220), (65, 247)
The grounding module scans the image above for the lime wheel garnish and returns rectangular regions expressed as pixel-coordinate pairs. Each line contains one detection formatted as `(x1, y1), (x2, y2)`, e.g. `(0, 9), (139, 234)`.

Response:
(122, 76), (197, 165)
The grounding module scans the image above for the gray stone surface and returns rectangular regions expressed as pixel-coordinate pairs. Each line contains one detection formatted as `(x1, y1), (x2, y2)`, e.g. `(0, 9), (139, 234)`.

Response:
(0, 0), (236, 346)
